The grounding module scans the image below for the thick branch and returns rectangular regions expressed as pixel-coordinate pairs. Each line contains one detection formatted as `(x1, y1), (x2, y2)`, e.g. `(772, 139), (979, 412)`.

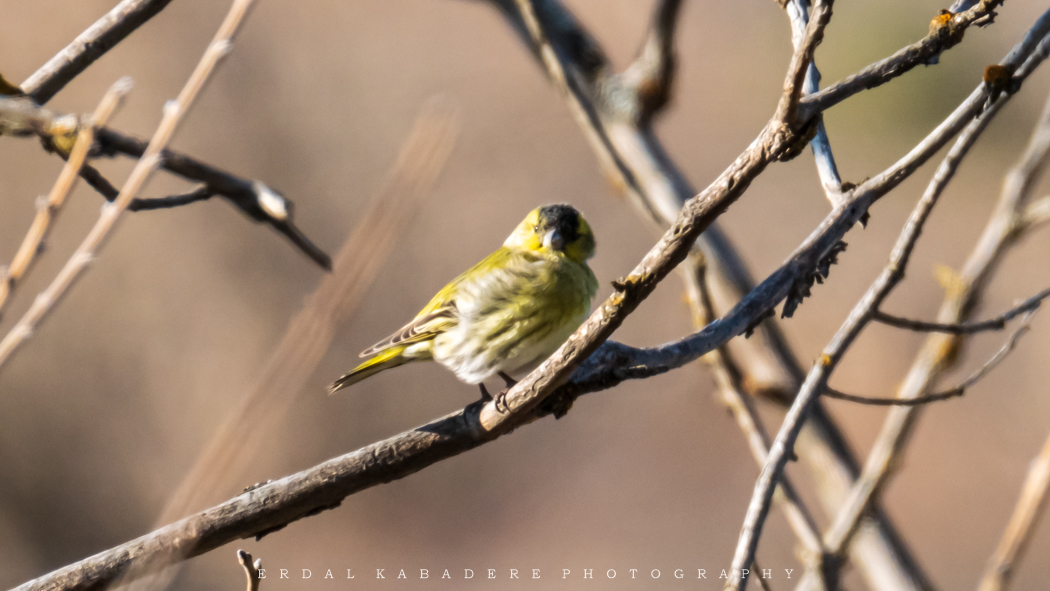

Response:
(21, 0), (174, 104)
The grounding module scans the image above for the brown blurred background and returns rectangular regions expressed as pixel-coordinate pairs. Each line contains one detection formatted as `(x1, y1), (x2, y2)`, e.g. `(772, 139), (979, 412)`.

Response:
(2, 1), (1049, 589)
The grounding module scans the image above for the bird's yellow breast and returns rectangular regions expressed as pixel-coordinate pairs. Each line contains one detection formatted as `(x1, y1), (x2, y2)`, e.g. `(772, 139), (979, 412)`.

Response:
(431, 248), (597, 384)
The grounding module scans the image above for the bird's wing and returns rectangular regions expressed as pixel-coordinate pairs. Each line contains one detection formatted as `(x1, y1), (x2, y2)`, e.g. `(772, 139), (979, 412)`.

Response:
(358, 247), (515, 358)
(358, 306), (457, 357)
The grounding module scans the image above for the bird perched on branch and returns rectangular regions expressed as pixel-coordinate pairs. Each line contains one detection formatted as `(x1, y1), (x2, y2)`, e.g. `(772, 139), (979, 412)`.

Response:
(330, 204), (598, 408)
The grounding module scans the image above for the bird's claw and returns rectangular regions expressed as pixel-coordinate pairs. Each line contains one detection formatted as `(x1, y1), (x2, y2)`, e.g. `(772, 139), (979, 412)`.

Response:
(494, 388), (510, 414)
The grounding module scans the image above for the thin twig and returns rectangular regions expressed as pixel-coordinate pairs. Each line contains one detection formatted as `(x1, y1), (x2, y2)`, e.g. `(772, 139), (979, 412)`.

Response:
(71, 162), (218, 211)
(0, 78), (131, 319)
(823, 313), (1035, 406)
(128, 186), (215, 211)
(236, 551), (261, 591)
(0, 96), (331, 269)
(873, 287), (1050, 334)
(728, 18), (1050, 585)
(821, 57), (1050, 565)
(0, 0), (258, 373)
(799, 2), (1003, 118)
(785, 0), (844, 205)
(21, 0), (174, 104)
(977, 424), (1050, 591)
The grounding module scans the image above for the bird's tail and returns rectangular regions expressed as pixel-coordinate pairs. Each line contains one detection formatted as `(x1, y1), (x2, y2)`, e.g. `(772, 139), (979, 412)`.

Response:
(329, 346), (413, 395)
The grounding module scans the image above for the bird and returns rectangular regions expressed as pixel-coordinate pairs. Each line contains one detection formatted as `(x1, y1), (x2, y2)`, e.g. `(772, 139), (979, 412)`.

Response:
(330, 204), (598, 408)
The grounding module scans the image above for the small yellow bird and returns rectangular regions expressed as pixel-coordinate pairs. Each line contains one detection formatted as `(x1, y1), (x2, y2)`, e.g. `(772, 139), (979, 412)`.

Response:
(330, 204), (598, 405)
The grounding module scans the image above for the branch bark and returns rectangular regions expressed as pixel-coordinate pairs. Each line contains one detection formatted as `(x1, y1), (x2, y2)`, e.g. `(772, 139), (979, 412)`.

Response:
(21, 0), (174, 104)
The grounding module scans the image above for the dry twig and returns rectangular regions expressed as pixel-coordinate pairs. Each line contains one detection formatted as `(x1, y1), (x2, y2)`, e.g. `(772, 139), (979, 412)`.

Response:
(0, 92), (331, 269)
(0, 78), (131, 320)
(977, 425), (1050, 591)
(0, 0), (258, 371)
(236, 550), (261, 591)
(820, 45), (1050, 566)
(728, 10), (1050, 587)
(873, 287), (1050, 334)
(823, 313), (1036, 406)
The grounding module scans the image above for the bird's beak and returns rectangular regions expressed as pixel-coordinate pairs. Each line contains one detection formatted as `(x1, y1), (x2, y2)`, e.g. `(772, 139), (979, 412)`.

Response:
(543, 228), (564, 251)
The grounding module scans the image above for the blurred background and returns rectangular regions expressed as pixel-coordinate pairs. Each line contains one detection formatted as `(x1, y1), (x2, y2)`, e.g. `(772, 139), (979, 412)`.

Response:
(1, 1), (1049, 589)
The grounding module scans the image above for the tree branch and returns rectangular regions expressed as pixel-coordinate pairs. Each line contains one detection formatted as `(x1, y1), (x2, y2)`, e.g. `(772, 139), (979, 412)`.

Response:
(92, 126), (332, 269)
(0, 79), (130, 320)
(727, 13), (1050, 587)
(823, 313), (1035, 406)
(0, 96), (332, 270)
(798, 1), (1003, 119)
(819, 38), (1050, 567)
(977, 423), (1050, 591)
(872, 287), (1050, 334)
(485, 1), (933, 586)
(20, 0), (175, 104)
(0, 0), (259, 373)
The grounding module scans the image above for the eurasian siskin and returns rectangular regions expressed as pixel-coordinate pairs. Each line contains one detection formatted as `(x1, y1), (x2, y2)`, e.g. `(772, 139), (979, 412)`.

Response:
(330, 204), (598, 404)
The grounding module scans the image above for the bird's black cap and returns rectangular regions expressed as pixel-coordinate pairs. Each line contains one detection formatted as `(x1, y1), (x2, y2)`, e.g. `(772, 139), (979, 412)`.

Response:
(538, 204), (581, 245)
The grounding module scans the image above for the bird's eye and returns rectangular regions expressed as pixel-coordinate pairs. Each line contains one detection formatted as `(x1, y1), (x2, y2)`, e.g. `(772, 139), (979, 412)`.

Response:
(533, 225), (540, 233)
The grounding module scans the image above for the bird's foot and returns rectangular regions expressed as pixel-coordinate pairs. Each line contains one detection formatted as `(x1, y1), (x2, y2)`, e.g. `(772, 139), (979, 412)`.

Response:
(497, 371), (517, 388)
(493, 388), (511, 414)
(493, 372), (518, 414)
(478, 383), (493, 403)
